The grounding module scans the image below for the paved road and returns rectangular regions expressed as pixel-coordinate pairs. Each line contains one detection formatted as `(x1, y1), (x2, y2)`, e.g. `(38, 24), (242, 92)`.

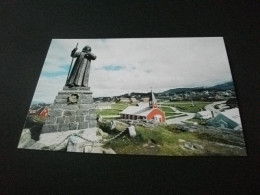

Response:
(166, 112), (195, 124)
(204, 101), (226, 116)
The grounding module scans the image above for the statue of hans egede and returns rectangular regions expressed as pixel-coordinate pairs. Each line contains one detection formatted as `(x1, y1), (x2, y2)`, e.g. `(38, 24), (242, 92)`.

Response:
(66, 45), (96, 87)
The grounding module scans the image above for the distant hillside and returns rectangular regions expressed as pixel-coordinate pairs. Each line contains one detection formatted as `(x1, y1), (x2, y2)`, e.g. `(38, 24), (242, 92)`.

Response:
(208, 81), (234, 90)
(163, 81), (234, 94)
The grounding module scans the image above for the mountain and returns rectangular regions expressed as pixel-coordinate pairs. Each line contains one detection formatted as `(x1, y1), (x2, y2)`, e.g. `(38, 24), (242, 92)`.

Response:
(208, 81), (234, 90)
(162, 81), (234, 94)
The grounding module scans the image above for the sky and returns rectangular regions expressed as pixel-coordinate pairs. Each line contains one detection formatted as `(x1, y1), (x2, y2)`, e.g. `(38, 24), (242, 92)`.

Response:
(32, 37), (233, 103)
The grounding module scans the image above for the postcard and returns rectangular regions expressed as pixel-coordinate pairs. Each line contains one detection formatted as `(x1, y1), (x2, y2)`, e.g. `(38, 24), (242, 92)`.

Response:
(18, 38), (246, 156)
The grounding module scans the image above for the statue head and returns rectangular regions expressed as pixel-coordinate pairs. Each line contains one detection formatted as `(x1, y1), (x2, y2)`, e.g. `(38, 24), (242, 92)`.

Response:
(82, 45), (91, 52)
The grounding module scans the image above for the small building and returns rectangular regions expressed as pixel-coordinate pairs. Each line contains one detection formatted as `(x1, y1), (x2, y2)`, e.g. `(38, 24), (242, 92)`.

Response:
(209, 108), (242, 130)
(29, 106), (49, 117)
(195, 110), (213, 120)
(130, 97), (138, 104)
(120, 90), (166, 122)
(120, 97), (131, 103)
(141, 97), (150, 102)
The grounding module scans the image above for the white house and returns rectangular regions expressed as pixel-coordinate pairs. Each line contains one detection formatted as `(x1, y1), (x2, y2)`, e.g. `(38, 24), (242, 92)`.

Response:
(209, 108), (242, 130)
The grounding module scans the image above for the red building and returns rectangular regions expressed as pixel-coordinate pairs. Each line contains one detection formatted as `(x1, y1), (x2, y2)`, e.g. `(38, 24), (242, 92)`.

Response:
(120, 90), (166, 122)
(29, 106), (49, 117)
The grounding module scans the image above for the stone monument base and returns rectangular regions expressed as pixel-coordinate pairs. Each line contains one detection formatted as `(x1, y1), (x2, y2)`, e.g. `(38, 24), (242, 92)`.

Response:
(41, 87), (97, 134)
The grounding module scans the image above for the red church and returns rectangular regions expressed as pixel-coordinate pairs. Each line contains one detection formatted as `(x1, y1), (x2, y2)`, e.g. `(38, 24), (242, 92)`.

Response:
(120, 90), (166, 122)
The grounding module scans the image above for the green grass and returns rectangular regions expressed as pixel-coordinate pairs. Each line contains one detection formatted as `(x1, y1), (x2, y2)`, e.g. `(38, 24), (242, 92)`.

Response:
(102, 123), (246, 156)
(104, 125), (202, 156)
(174, 102), (210, 113)
(159, 106), (175, 114)
(96, 102), (130, 116)
(166, 114), (188, 119)
(158, 101), (211, 113)
(160, 101), (211, 104)
(111, 102), (130, 110)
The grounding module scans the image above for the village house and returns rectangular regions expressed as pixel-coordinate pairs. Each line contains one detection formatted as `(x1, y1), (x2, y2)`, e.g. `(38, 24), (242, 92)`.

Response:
(120, 90), (166, 122)
(130, 97), (138, 104)
(29, 105), (49, 117)
(141, 97), (150, 102)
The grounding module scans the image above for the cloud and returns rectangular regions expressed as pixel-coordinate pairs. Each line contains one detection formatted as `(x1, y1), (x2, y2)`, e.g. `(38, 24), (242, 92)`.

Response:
(97, 65), (125, 71)
(32, 37), (233, 102)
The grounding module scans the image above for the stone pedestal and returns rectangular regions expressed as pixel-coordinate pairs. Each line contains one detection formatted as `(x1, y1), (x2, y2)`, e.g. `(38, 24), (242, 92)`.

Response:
(41, 87), (97, 134)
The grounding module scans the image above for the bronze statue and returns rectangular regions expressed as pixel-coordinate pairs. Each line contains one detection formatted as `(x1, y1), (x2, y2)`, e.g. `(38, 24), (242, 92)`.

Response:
(66, 45), (96, 87)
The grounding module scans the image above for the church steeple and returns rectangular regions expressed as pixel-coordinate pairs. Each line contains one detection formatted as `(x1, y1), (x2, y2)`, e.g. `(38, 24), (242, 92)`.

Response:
(149, 88), (157, 108)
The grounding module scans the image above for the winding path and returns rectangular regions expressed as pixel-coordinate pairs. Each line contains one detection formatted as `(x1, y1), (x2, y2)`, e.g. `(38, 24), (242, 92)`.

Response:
(160, 106), (195, 124)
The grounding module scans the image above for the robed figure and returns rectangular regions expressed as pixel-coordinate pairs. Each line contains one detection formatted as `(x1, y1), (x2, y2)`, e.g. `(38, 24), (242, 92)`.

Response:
(66, 45), (96, 87)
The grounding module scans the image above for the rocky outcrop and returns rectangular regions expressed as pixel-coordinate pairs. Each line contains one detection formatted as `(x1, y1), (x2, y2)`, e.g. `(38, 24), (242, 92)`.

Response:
(18, 128), (116, 154)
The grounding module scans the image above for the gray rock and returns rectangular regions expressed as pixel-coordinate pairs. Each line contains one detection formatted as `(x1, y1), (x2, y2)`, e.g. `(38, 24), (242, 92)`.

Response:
(192, 143), (204, 150)
(85, 114), (97, 120)
(67, 136), (86, 152)
(64, 116), (76, 123)
(128, 126), (136, 137)
(55, 94), (69, 99)
(84, 145), (93, 153)
(76, 109), (89, 115)
(89, 120), (97, 128)
(63, 110), (76, 116)
(49, 109), (63, 117)
(41, 124), (59, 133)
(178, 139), (185, 143)
(58, 123), (70, 131)
(89, 108), (96, 113)
(91, 147), (103, 154)
(110, 120), (117, 130)
(69, 122), (77, 130)
(81, 94), (92, 99)
(80, 99), (93, 104)
(76, 115), (85, 122)
(97, 115), (103, 122)
(54, 99), (67, 104)
(97, 128), (108, 137)
(63, 104), (79, 110)
(50, 104), (64, 109)
(79, 122), (89, 129)
(79, 104), (92, 110)
(57, 116), (66, 123)
(45, 116), (57, 124)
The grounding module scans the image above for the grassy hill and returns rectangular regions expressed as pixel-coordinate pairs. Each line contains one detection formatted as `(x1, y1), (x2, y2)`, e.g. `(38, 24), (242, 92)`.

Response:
(103, 123), (246, 156)
(163, 81), (234, 94)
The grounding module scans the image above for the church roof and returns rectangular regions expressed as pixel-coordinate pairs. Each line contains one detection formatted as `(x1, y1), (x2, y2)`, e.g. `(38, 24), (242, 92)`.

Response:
(120, 105), (152, 117)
